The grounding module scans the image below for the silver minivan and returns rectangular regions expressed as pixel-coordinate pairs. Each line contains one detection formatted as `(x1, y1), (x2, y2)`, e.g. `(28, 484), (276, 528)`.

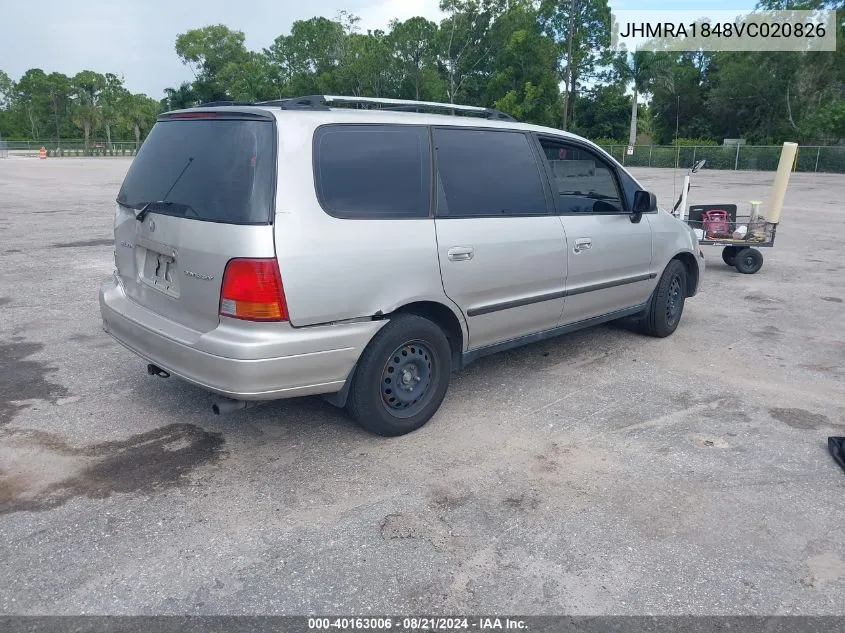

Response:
(100, 95), (704, 436)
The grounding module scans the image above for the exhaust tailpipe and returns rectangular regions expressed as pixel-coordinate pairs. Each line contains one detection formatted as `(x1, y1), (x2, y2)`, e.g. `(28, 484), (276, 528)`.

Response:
(212, 397), (266, 415)
(147, 364), (170, 378)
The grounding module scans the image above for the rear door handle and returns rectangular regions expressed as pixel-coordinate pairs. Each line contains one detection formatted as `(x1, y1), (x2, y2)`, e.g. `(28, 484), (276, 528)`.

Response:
(573, 238), (592, 253)
(448, 246), (474, 261)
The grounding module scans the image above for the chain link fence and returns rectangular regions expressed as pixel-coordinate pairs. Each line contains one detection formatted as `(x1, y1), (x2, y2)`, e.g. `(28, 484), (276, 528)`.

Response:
(1, 140), (139, 157)
(601, 144), (845, 174)
(2, 138), (843, 171)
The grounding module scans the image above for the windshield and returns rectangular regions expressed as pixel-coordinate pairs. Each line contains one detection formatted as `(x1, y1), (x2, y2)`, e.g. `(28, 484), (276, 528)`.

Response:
(117, 118), (276, 224)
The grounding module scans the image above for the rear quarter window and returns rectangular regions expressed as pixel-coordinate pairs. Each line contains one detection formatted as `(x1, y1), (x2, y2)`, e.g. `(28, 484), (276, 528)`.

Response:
(313, 124), (431, 219)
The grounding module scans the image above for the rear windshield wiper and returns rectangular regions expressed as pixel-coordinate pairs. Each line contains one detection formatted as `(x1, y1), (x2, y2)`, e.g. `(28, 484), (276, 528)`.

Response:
(133, 200), (198, 222)
(134, 156), (196, 222)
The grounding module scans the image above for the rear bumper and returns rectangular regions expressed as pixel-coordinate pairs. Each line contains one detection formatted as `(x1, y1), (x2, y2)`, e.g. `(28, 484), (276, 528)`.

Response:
(99, 274), (384, 400)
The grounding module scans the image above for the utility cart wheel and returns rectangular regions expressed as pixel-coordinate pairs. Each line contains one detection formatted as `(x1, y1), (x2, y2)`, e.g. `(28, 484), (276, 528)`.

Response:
(721, 246), (740, 267)
(735, 248), (763, 274)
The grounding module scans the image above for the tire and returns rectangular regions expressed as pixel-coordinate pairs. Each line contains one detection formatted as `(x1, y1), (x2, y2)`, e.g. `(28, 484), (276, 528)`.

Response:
(735, 248), (763, 274)
(346, 314), (452, 437)
(639, 259), (687, 338)
(721, 246), (739, 266)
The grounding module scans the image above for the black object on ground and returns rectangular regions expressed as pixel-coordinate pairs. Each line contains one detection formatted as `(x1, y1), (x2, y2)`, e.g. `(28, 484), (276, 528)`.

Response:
(829, 437), (845, 473)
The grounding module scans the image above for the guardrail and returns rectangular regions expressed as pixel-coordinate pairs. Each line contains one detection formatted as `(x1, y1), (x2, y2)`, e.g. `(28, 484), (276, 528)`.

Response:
(601, 144), (845, 174)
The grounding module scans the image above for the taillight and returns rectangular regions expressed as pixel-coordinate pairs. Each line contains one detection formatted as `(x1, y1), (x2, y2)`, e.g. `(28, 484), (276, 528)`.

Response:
(219, 258), (288, 322)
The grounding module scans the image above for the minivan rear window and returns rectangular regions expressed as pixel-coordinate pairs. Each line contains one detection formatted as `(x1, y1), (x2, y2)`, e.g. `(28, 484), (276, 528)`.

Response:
(117, 119), (276, 224)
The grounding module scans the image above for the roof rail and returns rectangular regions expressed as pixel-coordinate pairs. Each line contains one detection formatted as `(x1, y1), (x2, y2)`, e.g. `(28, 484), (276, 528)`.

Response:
(195, 100), (256, 108)
(253, 95), (515, 121)
(254, 96), (331, 110)
(320, 95), (516, 121)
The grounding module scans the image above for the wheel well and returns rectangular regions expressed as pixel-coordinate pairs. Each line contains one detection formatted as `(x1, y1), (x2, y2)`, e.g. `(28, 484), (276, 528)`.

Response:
(392, 301), (464, 368)
(673, 252), (699, 297)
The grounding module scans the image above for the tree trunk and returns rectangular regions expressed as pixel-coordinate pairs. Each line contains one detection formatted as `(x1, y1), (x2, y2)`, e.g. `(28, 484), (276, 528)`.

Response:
(106, 123), (112, 150)
(53, 103), (61, 148)
(28, 108), (38, 141)
(134, 123), (141, 149)
(628, 88), (638, 147)
(83, 122), (90, 150)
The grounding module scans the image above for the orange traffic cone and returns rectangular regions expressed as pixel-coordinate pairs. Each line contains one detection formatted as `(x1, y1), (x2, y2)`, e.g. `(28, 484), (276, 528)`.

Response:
(38, 147), (47, 160)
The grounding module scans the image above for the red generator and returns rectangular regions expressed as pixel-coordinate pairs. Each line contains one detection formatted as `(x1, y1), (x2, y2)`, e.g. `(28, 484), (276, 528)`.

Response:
(702, 209), (731, 239)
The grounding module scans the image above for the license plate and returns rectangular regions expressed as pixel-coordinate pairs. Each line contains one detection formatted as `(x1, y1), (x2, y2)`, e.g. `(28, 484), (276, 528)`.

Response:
(142, 249), (178, 295)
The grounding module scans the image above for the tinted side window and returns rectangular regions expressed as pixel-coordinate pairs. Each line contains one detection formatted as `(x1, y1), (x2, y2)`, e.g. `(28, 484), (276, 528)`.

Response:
(434, 128), (547, 217)
(314, 124), (430, 218)
(538, 139), (625, 214)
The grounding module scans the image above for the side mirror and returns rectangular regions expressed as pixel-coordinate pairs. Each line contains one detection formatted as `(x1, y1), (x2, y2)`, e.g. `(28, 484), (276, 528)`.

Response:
(632, 190), (657, 223)
(633, 190), (657, 212)
(692, 159), (707, 173)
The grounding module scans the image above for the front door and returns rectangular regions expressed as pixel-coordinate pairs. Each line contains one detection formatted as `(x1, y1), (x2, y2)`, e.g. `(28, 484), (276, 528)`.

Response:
(534, 136), (654, 325)
(433, 127), (568, 350)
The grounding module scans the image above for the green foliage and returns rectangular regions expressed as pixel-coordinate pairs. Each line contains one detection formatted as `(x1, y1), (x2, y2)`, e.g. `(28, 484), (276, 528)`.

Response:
(672, 138), (717, 146)
(572, 85), (631, 141)
(175, 25), (249, 103)
(1, 0), (843, 149)
(538, 0), (613, 128)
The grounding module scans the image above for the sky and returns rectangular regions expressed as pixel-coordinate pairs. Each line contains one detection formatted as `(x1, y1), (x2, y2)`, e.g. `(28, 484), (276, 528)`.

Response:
(0, 0), (756, 99)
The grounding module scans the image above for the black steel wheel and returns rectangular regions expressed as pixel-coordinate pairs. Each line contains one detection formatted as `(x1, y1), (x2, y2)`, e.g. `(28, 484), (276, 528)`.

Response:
(735, 248), (763, 274)
(722, 246), (739, 266)
(346, 314), (452, 436)
(380, 340), (435, 419)
(638, 259), (688, 338)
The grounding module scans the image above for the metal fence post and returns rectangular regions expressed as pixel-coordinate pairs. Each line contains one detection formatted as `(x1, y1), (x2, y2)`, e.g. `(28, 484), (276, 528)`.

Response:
(692, 146), (697, 167)
(649, 145), (653, 167)
(735, 143), (740, 170)
(815, 146), (821, 173)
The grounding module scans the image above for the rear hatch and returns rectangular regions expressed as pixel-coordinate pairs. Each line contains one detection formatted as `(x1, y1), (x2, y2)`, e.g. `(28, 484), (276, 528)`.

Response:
(114, 109), (277, 333)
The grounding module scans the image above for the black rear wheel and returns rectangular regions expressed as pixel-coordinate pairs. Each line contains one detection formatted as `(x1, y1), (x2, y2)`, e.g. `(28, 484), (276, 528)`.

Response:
(735, 248), (763, 274)
(346, 314), (452, 436)
(722, 246), (739, 266)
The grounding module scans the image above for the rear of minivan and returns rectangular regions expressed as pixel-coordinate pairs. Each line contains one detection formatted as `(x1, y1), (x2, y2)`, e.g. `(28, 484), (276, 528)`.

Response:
(99, 107), (383, 401)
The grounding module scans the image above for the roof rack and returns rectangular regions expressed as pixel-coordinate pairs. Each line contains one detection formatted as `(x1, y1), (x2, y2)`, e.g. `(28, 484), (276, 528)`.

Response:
(195, 95), (516, 121)
(195, 100), (256, 108)
(256, 95), (516, 121)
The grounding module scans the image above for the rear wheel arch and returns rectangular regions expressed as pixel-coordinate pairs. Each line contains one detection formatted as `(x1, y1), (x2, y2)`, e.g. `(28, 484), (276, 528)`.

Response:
(390, 301), (466, 369)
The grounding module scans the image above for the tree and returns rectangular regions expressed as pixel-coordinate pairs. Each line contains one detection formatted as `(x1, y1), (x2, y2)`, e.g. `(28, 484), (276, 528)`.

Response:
(100, 73), (128, 149)
(539, 0), (613, 129)
(44, 73), (71, 147)
(0, 70), (13, 110)
(612, 51), (671, 146)
(572, 84), (631, 140)
(15, 69), (52, 140)
(71, 71), (106, 149)
(436, 0), (498, 104)
(266, 17), (347, 96)
(336, 30), (404, 97)
(175, 25), (249, 102)
(649, 52), (714, 143)
(162, 82), (197, 111)
(120, 93), (159, 148)
(486, 2), (561, 125)
(219, 52), (276, 101)
(389, 17), (438, 100)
